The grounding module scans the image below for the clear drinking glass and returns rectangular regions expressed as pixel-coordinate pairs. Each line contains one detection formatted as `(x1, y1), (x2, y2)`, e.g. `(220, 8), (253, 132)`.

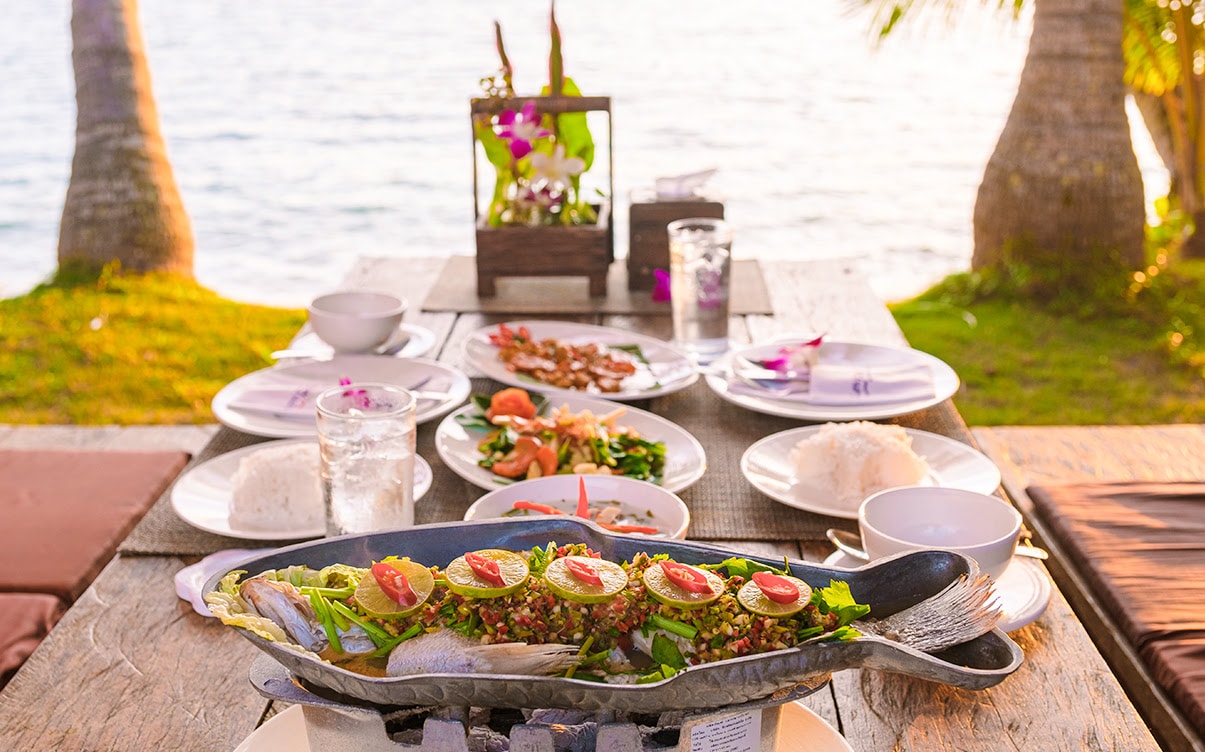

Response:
(316, 382), (416, 537)
(667, 217), (733, 364)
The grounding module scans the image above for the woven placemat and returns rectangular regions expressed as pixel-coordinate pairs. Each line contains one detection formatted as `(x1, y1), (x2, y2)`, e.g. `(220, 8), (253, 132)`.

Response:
(122, 377), (966, 556)
(421, 255), (772, 315)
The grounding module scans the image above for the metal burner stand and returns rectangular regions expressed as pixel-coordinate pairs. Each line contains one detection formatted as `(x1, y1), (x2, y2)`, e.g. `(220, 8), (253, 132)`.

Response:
(249, 654), (828, 751)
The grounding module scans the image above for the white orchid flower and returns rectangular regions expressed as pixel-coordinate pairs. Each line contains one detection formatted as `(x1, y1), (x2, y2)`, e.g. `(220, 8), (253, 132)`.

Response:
(530, 144), (585, 186)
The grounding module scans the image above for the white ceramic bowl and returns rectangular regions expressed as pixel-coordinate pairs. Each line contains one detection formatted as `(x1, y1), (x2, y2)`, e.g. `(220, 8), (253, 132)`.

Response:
(464, 474), (690, 539)
(307, 291), (407, 353)
(858, 486), (1022, 580)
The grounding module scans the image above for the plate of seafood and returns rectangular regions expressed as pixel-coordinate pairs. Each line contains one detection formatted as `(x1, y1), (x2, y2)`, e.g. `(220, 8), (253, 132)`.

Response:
(204, 516), (1023, 713)
(212, 355), (471, 438)
(462, 320), (699, 401)
(463, 473), (691, 539)
(706, 337), (959, 421)
(434, 387), (706, 492)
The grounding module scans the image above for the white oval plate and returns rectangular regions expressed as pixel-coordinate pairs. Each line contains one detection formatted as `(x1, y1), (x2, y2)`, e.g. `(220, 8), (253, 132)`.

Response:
(824, 550), (1050, 632)
(462, 320), (698, 401)
(212, 355), (471, 438)
(170, 439), (433, 540)
(233, 701), (853, 752)
(740, 425), (1001, 520)
(434, 392), (706, 493)
(708, 340), (959, 421)
(284, 322), (437, 359)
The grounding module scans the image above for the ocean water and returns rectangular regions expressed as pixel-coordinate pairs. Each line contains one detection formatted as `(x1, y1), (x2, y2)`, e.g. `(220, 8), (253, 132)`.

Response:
(0, 1), (1166, 305)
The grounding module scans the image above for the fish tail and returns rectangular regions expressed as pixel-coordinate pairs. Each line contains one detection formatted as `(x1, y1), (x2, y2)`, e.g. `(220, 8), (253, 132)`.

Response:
(858, 572), (1002, 653)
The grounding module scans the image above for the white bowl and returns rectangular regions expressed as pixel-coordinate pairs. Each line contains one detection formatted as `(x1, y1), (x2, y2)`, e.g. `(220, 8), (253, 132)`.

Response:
(464, 474), (690, 539)
(307, 291), (407, 353)
(858, 486), (1022, 580)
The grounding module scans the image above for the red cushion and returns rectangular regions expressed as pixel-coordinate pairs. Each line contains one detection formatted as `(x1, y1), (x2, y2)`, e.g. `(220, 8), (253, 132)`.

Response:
(1142, 636), (1205, 739)
(0, 592), (65, 689)
(0, 449), (189, 601)
(1027, 482), (1205, 647)
(1028, 481), (1205, 739)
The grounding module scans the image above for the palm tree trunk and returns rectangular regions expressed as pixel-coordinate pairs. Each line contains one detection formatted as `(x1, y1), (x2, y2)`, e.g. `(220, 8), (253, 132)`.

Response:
(58, 0), (194, 277)
(973, 0), (1145, 286)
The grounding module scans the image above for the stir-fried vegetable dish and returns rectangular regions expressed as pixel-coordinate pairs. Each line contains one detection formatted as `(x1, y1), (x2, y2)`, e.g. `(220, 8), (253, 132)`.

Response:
(457, 388), (666, 482)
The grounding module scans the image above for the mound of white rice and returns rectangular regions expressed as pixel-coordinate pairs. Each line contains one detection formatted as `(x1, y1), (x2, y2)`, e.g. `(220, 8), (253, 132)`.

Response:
(789, 421), (930, 514)
(229, 442), (323, 531)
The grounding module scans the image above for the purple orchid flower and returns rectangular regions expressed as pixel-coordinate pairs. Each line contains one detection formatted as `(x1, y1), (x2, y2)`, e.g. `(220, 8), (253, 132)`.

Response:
(651, 268), (671, 302)
(338, 377), (372, 409)
(760, 335), (825, 373)
(496, 101), (550, 160)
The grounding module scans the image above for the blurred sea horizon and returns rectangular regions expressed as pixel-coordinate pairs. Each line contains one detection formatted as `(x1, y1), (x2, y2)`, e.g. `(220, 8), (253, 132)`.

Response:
(0, 1), (1167, 306)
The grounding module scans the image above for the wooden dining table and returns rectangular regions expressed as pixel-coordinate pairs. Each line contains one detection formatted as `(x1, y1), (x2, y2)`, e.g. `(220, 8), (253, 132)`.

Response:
(0, 256), (1162, 751)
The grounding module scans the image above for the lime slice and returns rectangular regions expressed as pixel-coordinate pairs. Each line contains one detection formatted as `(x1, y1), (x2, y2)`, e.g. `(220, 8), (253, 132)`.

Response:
(445, 549), (530, 598)
(354, 559), (435, 619)
(736, 575), (811, 617)
(641, 561), (724, 609)
(543, 556), (628, 603)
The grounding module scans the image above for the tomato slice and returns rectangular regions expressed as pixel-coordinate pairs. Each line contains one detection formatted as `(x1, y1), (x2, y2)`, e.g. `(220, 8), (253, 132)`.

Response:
(534, 444), (558, 477)
(658, 560), (714, 594)
(490, 436), (542, 478)
(576, 475), (590, 519)
(565, 557), (603, 586)
(371, 561), (418, 607)
(513, 500), (564, 515)
(464, 551), (506, 587)
(485, 387), (538, 421)
(751, 571), (800, 604)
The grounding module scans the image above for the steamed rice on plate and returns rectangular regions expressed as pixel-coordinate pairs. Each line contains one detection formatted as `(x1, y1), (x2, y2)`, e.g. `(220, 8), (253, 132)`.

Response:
(229, 442), (324, 532)
(789, 421), (929, 515)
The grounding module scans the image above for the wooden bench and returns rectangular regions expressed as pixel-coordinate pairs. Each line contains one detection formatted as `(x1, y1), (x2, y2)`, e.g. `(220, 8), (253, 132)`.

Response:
(974, 425), (1205, 752)
(0, 448), (189, 686)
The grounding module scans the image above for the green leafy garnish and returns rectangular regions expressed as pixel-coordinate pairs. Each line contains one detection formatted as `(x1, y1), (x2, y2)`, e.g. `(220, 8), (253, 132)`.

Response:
(812, 580), (871, 624)
(650, 633), (687, 669)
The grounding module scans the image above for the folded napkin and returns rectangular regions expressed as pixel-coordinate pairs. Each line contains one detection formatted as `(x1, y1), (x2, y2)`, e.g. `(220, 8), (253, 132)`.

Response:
(728, 362), (935, 405)
(807, 361), (936, 405)
(227, 387), (317, 420)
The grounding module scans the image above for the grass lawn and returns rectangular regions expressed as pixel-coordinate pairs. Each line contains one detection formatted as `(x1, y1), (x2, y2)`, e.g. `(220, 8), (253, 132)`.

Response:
(0, 272), (305, 424)
(890, 260), (1205, 425)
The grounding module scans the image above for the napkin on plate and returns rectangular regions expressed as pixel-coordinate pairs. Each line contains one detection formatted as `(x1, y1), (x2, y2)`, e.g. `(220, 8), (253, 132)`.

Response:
(226, 387), (317, 421)
(807, 361), (936, 405)
(728, 361), (935, 405)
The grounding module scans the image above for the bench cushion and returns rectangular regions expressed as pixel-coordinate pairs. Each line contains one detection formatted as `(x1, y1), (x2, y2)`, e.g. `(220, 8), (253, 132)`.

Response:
(1028, 481), (1205, 739)
(0, 592), (65, 689)
(0, 449), (190, 601)
(1142, 636), (1205, 739)
(1027, 481), (1205, 648)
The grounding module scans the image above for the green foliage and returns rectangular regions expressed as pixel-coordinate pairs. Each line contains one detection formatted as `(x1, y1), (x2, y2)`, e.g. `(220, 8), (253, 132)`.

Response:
(0, 271), (305, 424)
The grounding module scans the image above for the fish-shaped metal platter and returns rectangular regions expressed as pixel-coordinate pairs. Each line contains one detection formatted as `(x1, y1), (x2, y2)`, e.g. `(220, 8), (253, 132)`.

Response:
(205, 517), (1024, 712)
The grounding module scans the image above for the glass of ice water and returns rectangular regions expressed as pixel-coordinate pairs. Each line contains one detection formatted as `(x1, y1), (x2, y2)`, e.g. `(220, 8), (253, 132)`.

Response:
(667, 217), (733, 364)
(316, 382), (416, 537)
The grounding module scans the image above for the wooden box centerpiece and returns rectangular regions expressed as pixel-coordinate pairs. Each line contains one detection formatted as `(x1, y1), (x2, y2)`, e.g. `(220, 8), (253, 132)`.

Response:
(627, 187), (724, 290)
(471, 94), (614, 297)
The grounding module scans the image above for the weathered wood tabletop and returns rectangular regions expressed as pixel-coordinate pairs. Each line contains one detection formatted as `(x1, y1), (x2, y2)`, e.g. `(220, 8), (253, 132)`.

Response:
(0, 258), (1161, 751)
